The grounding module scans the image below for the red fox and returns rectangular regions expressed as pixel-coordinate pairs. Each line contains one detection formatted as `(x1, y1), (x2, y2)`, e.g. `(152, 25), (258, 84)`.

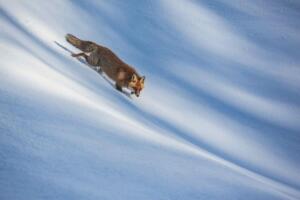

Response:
(66, 34), (145, 97)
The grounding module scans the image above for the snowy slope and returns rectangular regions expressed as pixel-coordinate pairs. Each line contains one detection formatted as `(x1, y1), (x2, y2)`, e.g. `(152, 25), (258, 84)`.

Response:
(0, 1), (300, 199)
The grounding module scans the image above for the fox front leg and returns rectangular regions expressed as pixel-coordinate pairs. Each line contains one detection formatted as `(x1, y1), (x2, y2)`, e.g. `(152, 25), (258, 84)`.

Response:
(115, 82), (123, 92)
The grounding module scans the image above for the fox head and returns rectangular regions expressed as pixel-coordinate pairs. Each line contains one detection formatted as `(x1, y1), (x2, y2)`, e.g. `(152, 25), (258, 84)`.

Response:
(129, 74), (145, 97)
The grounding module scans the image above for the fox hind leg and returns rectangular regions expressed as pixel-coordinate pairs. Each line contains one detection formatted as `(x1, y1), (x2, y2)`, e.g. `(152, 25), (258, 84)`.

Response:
(72, 52), (88, 59)
(72, 52), (89, 64)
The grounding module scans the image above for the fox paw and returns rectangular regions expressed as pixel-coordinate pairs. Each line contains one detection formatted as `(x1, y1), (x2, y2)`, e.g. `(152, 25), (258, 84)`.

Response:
(95, 67), (103, 73)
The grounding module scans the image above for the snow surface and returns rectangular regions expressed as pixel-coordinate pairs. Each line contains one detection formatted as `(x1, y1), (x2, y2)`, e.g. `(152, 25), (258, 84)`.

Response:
(0, 0), (300, 199)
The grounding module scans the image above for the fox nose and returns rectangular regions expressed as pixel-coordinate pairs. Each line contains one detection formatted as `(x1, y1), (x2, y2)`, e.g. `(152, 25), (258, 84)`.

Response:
(135, 91), (140, 97)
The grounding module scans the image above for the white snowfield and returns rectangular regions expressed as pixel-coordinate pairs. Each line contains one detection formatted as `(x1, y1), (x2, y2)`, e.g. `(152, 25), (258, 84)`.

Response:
(0, 1), (299, 200)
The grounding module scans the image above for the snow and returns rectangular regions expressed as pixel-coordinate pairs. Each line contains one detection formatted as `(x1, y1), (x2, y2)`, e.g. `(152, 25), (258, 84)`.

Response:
(0, 1), (299, 199)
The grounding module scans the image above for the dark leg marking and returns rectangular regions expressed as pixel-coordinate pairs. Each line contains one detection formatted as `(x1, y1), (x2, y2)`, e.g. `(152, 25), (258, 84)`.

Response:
(116, 83), (123, 92)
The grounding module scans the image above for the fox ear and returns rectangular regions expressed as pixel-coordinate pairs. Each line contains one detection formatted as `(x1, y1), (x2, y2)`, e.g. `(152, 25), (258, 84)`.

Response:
(131, 74), (138, 82)
(140, 76), (145, 83)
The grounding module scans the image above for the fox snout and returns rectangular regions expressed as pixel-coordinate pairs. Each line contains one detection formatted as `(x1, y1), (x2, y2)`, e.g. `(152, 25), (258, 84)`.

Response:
(134, 89), (141, 97)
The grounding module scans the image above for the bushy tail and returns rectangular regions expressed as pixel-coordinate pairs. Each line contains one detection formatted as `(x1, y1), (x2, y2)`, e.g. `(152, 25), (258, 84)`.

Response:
(65, 34), (96, 52)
